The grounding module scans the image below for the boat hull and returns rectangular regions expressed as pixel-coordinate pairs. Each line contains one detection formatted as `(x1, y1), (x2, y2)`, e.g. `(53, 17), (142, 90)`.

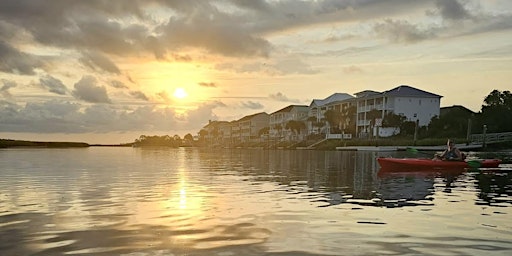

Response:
(377, 157), (501, 171)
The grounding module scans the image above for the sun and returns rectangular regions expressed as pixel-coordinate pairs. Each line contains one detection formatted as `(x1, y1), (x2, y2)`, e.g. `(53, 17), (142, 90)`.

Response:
(173, 87), (188, 99)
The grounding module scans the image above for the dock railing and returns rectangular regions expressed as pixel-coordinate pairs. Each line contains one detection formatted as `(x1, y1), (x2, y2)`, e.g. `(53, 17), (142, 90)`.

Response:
(469, 132), (512, 144)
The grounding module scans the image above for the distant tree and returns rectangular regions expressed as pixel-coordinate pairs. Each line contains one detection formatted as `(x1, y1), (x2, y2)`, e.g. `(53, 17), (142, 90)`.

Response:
(184, 133), (193, 141)
(324, 109), (343, 133)
(341, 105), (357, 135)
(198, 129), (208, 141)
(183, 133), (194, 146)
(400, 121), (417, 136)
(133, 135), (180, 147)
(427, 107), (473, 138)
(259, 127), (269, 136)
(285, 120), (306, 134)
(478, 90), (512, 132)
(382, 112), (406, 128)
(274, 124), (282, 133)
(366, 109), (382, 127)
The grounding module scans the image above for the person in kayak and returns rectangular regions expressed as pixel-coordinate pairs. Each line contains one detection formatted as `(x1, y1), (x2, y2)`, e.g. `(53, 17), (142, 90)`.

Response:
(434, 139), (464, 161)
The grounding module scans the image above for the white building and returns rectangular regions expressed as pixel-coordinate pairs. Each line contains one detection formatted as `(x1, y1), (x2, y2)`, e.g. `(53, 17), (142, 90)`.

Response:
(269, 105), (309, 141)
(354, 85), (442, 137)
(232, 112), (269, 143)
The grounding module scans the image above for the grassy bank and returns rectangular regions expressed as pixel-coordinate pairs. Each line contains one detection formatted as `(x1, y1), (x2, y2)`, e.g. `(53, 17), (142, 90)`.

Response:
(0, 139), (89, 148)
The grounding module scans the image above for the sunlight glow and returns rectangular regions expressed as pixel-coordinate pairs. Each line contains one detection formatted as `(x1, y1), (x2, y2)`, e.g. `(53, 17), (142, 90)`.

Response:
(173, 88), (188, 99)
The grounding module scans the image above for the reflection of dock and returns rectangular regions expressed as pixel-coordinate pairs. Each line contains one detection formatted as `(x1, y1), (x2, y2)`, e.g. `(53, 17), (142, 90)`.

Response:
(336, 143), (484, 151)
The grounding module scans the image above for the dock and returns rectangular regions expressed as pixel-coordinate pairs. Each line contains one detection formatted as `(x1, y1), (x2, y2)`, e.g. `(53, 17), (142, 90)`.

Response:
(335, 143), (484, 151)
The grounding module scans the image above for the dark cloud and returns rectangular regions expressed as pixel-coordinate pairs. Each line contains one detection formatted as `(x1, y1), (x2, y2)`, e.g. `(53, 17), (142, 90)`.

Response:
(240, 101), (264, 109)
(0, 99), (222, 133)
(129, 90), (149, 101)
(0, 40), (44, 75)
(72, 76), (111, 103)
(268, 92), (302, 103)
(435, 0), (471, 21)
(39, 75), (68, 95)
(110, 80), (129, 89)
(80, 51), (121, 74)
(1, 79), (17, 98)
(0, 100), (83, 133)
(158, 13), (272, 58)
(0, 0), (505, 64)
(156, 91), (171, 102)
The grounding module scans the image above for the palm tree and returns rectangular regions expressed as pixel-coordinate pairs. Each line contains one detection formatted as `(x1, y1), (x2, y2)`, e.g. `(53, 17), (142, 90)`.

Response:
(324, 109), (343, 133)
(340, 105), (357, 135)
(285, 120), (306, 135)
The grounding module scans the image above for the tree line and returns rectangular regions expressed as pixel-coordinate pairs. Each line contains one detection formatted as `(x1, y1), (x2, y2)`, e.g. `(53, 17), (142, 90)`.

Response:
(132, 134), (195, 147)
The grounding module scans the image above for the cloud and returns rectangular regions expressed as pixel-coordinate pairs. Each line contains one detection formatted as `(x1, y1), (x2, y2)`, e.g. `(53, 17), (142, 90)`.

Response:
(0, 99), (224, 133)
(272, 57), (317, 75)
(184, 101), (225, 127)
(435, 0), (471, 21)
(158, 11), (272, 58)
(72, 76), (111, 103)
(215, 57), (316, 75)
(198, 82), (217, 87)
(240, 101), (264, 109)
(1, 79), (17, 98)
(156, 91), (171, 102)
(110, 80), (129, 89)
(0, 0), (503, 64)
(0, 40), (44, 75)
(39, 75), (68, 95)
(269, 92), (302, 103)
(80, 51), (121, 74)
(343, 65), (364, 74)
(129, 90), (149, 101)
(0, 100), (83, 133)
(373, 19), (436, 44)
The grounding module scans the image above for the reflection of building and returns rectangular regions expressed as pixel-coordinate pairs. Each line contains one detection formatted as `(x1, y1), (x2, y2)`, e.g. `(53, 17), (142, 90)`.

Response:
(377, 174), (434, 201)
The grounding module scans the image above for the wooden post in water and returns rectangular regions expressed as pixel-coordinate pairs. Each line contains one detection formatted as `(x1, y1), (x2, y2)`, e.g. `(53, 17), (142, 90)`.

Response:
(483, 124), (487, 149)
(413, 119), (419, 146)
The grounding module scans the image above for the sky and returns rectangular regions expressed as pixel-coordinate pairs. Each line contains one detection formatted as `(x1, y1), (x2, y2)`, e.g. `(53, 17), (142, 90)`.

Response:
(0, 0), (511, 144)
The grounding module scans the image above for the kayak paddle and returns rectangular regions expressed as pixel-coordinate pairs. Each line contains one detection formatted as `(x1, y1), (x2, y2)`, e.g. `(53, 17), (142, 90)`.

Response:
(405, 147), (433, 157)
(466, 160), (481, 168)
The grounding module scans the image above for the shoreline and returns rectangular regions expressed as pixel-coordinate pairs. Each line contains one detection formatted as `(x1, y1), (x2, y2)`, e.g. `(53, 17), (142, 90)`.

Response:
(2, 138), (510, 151)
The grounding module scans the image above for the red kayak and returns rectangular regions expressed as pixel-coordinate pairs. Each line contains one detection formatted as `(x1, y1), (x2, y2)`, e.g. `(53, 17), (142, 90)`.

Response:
(377, 157), (501, 171)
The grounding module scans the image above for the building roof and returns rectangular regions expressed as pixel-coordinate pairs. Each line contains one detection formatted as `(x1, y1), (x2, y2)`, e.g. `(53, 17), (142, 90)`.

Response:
(383, 85), (442, 98)
(238, 112), (268, 122)
(354, 90), (380, 98)
(440, 105), (475, 116)
(309, 93), (354, 107)
(271, 105), (309, 115)
(203, 120), (230, 129)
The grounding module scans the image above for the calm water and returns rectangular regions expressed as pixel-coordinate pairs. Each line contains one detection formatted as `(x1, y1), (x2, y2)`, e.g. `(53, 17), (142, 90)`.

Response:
(1, 147), (511, 256)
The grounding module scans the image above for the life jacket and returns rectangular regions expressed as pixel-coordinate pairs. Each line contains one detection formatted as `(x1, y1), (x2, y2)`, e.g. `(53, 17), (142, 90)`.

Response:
(446, 148), (466, 160)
